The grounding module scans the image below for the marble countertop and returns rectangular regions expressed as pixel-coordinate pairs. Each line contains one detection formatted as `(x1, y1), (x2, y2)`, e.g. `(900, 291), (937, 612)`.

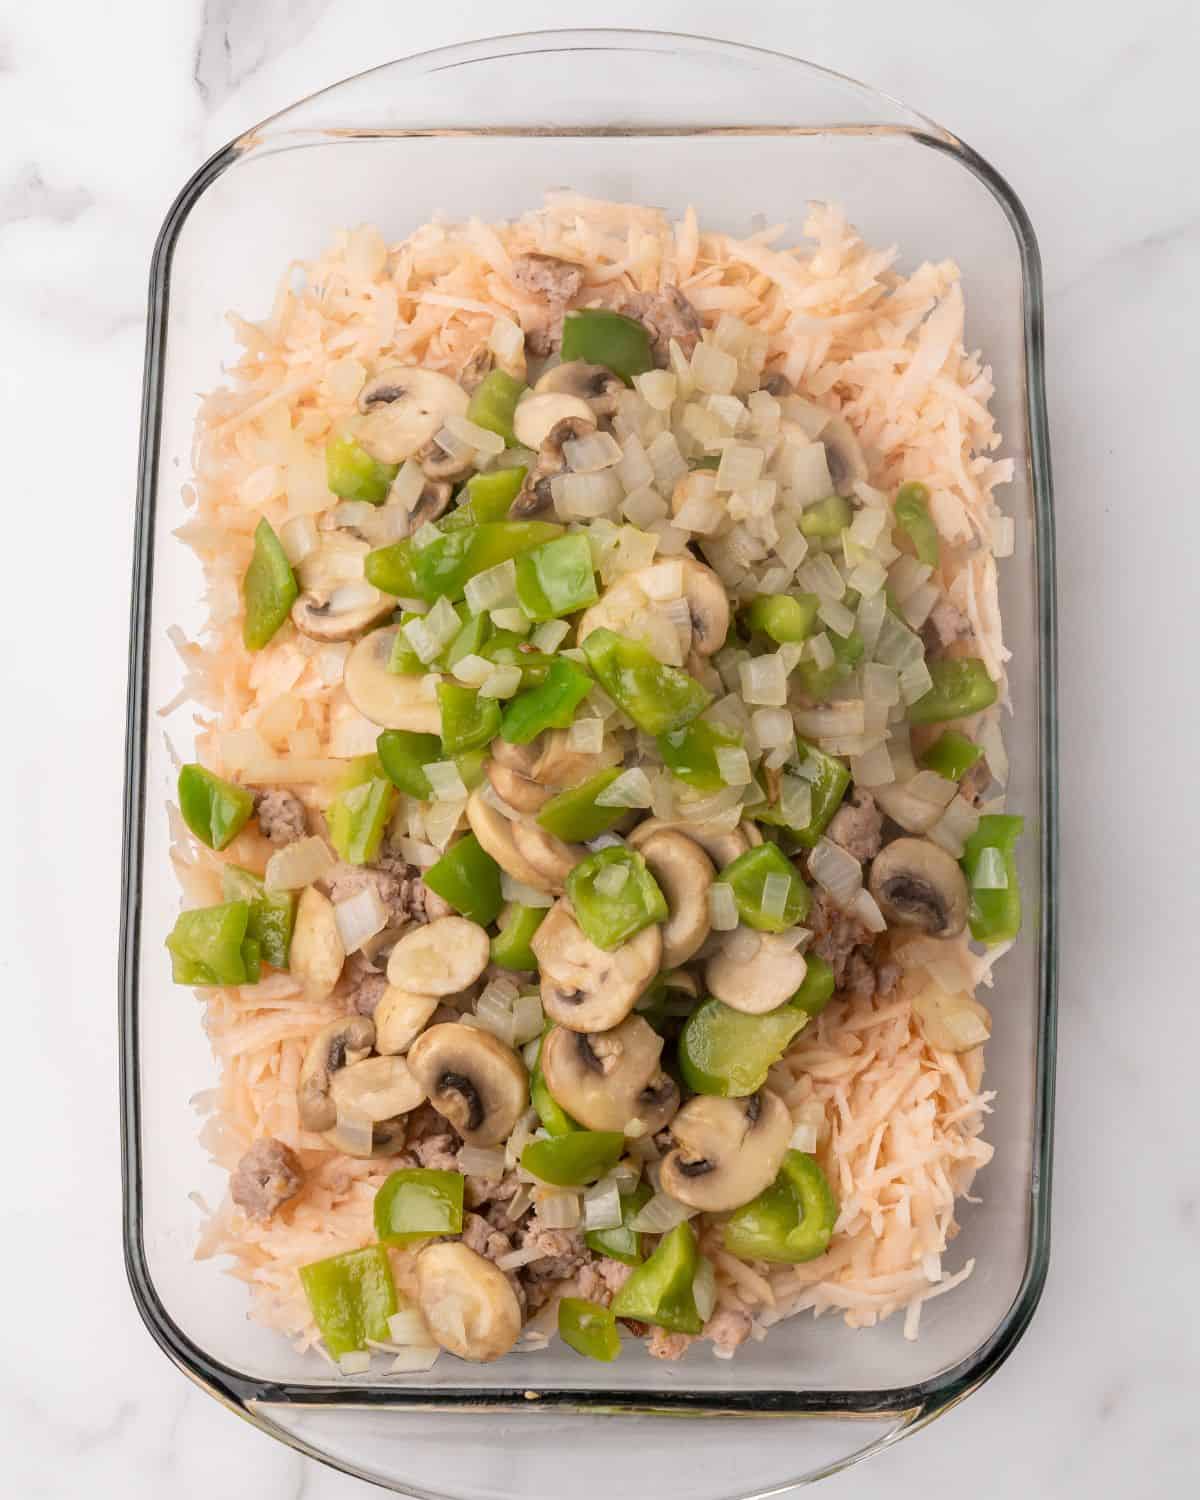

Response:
(2, 1), (1196, 1495)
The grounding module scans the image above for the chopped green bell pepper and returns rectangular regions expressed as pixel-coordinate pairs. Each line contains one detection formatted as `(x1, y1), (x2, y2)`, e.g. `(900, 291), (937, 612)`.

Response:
(894, 481), (940, 567)
(799, 494), (852, 540)
(790, 953), (835, 1017)
(221, 866), (296, 971)
(438, 681), (502, 755)
(536, 768), (625, 842)
(565, 846), (668, 951)
(373, 1168), (464, 1247)
(242, 517), (299, 651)
(326, 756), (396, 866)
(325, 433), (399, 505)
(719, 843), (811, 933)
(443, 610), (493, 671)
(500, 657), (592, 745)
(610, 1221), (703, 1335)
(723, 1151), (837, 1264)
(376, 728), (442, 798)
(961, 813), (1023, 945)
(177, 763), (254, 851)
(423, 833), (503, 926)
(465, 369), (527, 447)
(656, 718), (743, 793)
(298, 1245), (399, 1359)
(366, 521), (563, 602)
(560, 309), (653, 385)
(919, 729), (983, 782)
(756, 739), (850, 848)
(584, 1182), (651, 1265)
(678, 996), (811, 1097)
(514, 534), (598, 621)
(464, 466), (527, 522)
(490, 903), (548, 971)
(558, 1297), (622, 1362)
(387, 613), (427, 675)
(483, 632), (556, 686)
(794, 628), (864, 700)
(908, 658), (998, 725)
(745, 593), (820, 644)
(581, 628), (712, 735)
(530, 1033), (579, 1136)
(522, 1130), (624, 1187)
(166, 901), (254, 987)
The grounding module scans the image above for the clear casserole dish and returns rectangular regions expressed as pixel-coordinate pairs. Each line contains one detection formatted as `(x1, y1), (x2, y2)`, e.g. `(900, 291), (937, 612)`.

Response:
(121, 29), (1058, 1497)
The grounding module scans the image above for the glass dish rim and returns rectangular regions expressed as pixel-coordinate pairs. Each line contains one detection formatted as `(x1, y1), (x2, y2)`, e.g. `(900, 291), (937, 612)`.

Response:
(120, 22), (1058, 1436)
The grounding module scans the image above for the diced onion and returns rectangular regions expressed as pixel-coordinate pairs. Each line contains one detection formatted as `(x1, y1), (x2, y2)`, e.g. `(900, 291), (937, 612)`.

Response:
(459, 1145), (507, 1179)
(708, 882), (739, 931)
(780, 775), (813, 829)
(752, 707), (793, 749)
(715, 745), (753, 786)
(899, 658), (935, 705)
(422, 797), (466, 850)
(716, 443), (765, 495)
(333, 885), (389, 953)
(901, 582), (940, 631)
(464, 558), (517, 615)
(489, 607), (531, 634)
(338, 1351), (372, 1375)
(630, 1191), (698, 1233)
(564, 431), (623, 473)
(478, 666), (523, 699)
(782, 441), (835, 505)
(808, 632), (835, 671)
(615, 432), (655, 493)
(977, 712), (1008, 786)
(329, 1106), (375, 1157)
(621, 485), (668, 527)
(674, 492), (726, 535)
(907, 770), (960, 809)
(451, 653), (494, 687)
(795, 552), (846, 602)
(412, 521), (443, 550)
(595, 767), (654, 808)
(690, 342), (738, 396)
(789, 1122), (819, 1153)
(314, 643), (350, 686)
(388, 459), (427, 513)
(537, 1190), (582, 1229)
(809, 837), (863, 906)
(425, 760), (468, 802)
(634, 369), (677, 410)
(445, 413), (505, 458)
(639, 560), (684, 601)
(489, 314), (524, 363)
(850, 741), (895, 787)
(387, 1347), (441, 1375)
(912, 982), (992, 1052)
(739, 653), (788, 706)
(264, 836), (334, 892)
(760, 872), (791, 922)
(692, 1255), (718, 1324)
(404, 596), (460, 663)
(568, 717), (605, 753)
(387, 1308), (437, 1347)
(645, 431), (689, 492)
(583, 1178), (624, 1232)
(500, 872), (555, 907)
(889, 555), (933, 605)
(531, 619), (570, 653)
(551, 469), (623, 519)
(496, 1245), (546, 1272)
(851, 887), (888, 933)
(847, 558), (888, 598)
(874, 612), (924, 671)
(927, 794), (982, 858)
(793, 700), (866, 740)
(511, 992), (544, 1045)
(279, 514), (318, 565)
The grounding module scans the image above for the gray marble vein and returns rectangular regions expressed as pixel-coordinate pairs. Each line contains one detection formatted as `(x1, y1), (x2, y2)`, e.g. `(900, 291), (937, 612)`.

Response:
(193, 0), (333, 111)
(0, 163), (93, 227)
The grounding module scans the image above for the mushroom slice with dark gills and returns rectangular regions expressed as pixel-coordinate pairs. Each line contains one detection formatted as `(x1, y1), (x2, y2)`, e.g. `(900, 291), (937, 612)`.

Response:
(290, 581), (394, 642)
(868, 837), (969, 938)
(532, 898), (661, 1032)
(509, 398), (598, 520)
(386, 915), (491, 995)
(659, 1090), (792, 1213)
(818, 412), (869, 497)
(540, 1015), (679, 1134)
(344, 626), (442, 734)
(406, 1023), (529, 1147)
(635, 829), (714, 968)
(297, 1014), (375, 1133)
(325, 1054), (427, 1157)
(534, 360), (624, 421)
(354, 366), (469, 465)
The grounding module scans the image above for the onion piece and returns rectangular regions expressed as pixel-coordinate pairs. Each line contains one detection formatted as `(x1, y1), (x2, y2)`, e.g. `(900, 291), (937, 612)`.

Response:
(386, 1347), (441, 1375)
(264, 836), (334, 892)
(338, 1351), (372, 1375)
(464, 558), (518, 615)
(809, 837), (863, 906)
(583, 1177), (624, 1232)
(708, 882), (739, 931)
(458, 1145), (507, 1179)
(333, 885), (389, 953)
(425, 761), (468, 803)
(387, 1308), (437, 1347)
(630, 1191), (698, 1233)
(595, 767), (654, 808)
(693, 1256), (717, 1323)
(537, 1189), (582, 1229)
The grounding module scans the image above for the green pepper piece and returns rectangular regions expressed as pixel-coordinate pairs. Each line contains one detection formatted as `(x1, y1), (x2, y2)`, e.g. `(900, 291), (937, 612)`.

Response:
(326, 756), (396, 866)
(366, 521), (563, 603)
(386, 613), (427, 675)
(960, 813), (1023, 945)
(325, 433), (399, 505)
(466, 370), (527, 448)
(723, 1151), (837, 1264)
(582, 628), (712, 735)
(374, 1168), (464, 1247)
(755, 739), (850, 848)
(530, 1033), (579, 1136)
(376, 728), (442, 798)
(514, 534), (599, 621)
(790, 953), (835, 1017)
(221, 866), (297, 971)
(499, 656), (592, 745)
(165, 901), (252, 987)
(908, 658), (998, 725)
(522, 1130), (624, 1187)
(745, 593), (819, 644)
(678, 996), (811, 1097)
(536, 768), (625, 842)
(454, 749), (488, 791)
(465, 466), (528, 523)
(298, 1245), (398, 1359)
(719, 843), (811, 933)
(177, 763), (254, 851)
(610, 1221), (703, 1335)
(239, 936), (262, 985)
(423, 833), (503, 926)
(241, 518), (299, 651)
(656, 718), (744, 793)
(558, 1297), (621, 1362)
(919, 729), (983, 782)
(566, 846), (668, 951)
(691, 455), (722, 471)
(894, 481), (940, 567)
(584, 1182), (651, 1265)
(438, 681), (502, 756)
(482, 632), (556, 687)
(799, 494), (853, 540)
(490, 903), (548, 971)
(443, 610), (493, 671)
(560, 309), (653, 384)
(794, 628), (864, 700)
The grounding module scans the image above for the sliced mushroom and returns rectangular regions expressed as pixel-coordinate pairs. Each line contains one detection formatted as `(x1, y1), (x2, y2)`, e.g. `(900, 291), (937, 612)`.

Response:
(819, 412), (869, 497)
(355, 366), (469, 465)
(705, 929), (809, 1014)
(576, 556), (726, 662)
(510, 821), (584, 893)
(659, 1090), (792, 1212)
(534, 360), (624, 419)
(386, 916), (490, 996)
(416, 1242), (522, 1362)
(290, 583), (394, 642)
(628, 816), (760, 869)
(459, 344), (493, 392)
(344, 627), (442, 734)
(298, 1014), (375, 1132)
(872, 781), (945, 835)
(676, 556), (730, 657)
(533, 729), (620, 786)
(373, 988), (440, 1055)
(540, 1015), (679, 1134)
(290, 887), (346, 1003)
(416, 433), (475, 483)
(670, 470), (726, 534)
(532, 898), (662, 1031)
(466, 787), (556, 892)
(869, 837), (969, 938)
(406, 479), (454, 532)
(486, 759), (551, 814)
(637, 829), (714, 967)
(512, 392), (596, 452)
(325, 1055), (427, 1155)
(407, 1022), (528, 1146)
(510, 409), (598, 520)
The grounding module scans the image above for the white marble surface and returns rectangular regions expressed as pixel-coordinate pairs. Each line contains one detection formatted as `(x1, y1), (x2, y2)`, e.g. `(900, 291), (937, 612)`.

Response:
(2, 0), (1197, 1495)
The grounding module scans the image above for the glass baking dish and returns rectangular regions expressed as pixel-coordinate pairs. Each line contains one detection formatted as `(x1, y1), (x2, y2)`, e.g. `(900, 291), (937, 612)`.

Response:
(121, 28), (1058, 1496)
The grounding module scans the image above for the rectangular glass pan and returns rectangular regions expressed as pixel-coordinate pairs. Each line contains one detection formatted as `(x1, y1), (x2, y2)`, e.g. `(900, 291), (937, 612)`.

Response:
(122, 29), (1056, 1497)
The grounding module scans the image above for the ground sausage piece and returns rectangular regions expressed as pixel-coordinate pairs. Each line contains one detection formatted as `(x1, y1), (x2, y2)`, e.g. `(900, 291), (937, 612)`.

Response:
(254, 789), (308, 846)
(960, 756), (992, 807)
(230, 1137), (303, 1220)
(413, 1132), (461, 1172)
(462, 1211), (515, 1264)
(809, 889), (875, 991)
(647, 1327), (694, 1360)
(826, 788), (883, 862)
(704, 1306), (752, 1355)
(342, 954), (389, 1018)
(511, 252), (585, 304)
(328, 859), (451, 931)
(922, 597), (973, 656)
(623, 286), (703, 365)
